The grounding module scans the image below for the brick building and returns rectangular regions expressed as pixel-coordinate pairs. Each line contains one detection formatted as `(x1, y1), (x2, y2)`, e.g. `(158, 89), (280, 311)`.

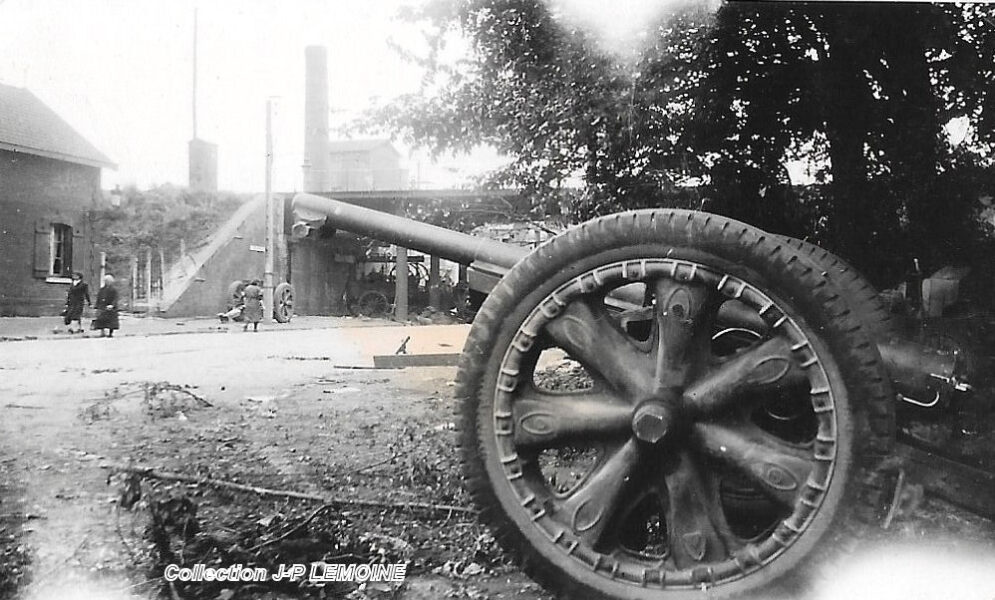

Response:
(0, 83), (113, 316)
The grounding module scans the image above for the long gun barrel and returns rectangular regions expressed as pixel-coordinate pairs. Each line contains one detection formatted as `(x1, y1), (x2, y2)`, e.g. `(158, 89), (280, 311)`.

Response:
(293, 193), (526, 293)
(291, 192), (970, 404)
(293, 192), (526, 267)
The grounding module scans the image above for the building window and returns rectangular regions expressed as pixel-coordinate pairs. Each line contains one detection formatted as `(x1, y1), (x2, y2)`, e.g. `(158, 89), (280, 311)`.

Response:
(50, 223), (73, 277)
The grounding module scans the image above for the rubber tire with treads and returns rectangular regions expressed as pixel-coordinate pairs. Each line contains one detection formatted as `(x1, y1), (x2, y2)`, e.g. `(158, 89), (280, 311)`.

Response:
(718, 235), (900, 537)
(776, 236), (901, 340)
(273, 282), (294, 323)
(777, 236), (926, 411)
(456, 209), (895, 600)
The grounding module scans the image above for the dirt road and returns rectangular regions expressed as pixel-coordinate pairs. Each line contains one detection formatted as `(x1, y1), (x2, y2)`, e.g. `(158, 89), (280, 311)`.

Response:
(1, 327), (993, 600)
(0, 326), (545, 599)
(2, 328), (363, 599)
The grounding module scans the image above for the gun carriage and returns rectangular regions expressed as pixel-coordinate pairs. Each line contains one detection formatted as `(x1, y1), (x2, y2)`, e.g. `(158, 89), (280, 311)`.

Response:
(292, 192), (984, 599)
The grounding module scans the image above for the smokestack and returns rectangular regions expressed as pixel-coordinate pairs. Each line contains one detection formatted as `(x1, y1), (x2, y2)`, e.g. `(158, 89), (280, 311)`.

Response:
(188, 8), (217, 193)
(303, 45), (330, 192)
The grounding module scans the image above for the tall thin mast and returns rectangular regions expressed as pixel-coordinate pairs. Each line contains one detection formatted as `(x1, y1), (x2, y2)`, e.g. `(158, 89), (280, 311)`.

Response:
(192, 8), (198, 139)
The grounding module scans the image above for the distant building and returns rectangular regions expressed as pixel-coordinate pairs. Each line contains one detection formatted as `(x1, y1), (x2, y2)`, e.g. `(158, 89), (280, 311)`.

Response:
(0, 83), (114, 316)
(188, 137), (218, 193)
(302, 47), (407, 194)
(326, 138), (407, 192)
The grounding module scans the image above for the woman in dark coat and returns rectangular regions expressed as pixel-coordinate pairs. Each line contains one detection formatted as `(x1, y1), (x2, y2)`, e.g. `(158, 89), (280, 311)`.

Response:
(242, 279), (263, 332)
(64, 271), (91, 334)
(92, 274), (120, 337)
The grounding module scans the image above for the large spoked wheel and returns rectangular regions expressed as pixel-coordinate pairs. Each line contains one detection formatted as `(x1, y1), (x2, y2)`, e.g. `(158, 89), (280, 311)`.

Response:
(227, 280), (246, 308)
(356, 290), (391, 318)
(457, 210), (894, 599)
(274, 282), (294, 323)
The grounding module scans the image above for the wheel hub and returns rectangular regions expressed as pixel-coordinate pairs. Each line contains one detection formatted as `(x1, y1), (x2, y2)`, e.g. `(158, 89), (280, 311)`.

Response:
(481, 253), (845, 593)
(632, 388), (683, 444)
(631, 403), (674, 444)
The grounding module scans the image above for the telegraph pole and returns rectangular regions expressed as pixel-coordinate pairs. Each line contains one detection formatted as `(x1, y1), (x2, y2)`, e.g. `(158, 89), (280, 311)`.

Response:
(192, 8), (198, 139)
(263, 98), (275, 321)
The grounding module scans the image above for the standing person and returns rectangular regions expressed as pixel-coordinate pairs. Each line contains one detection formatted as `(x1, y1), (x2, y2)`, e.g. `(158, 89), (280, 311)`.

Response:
(63, 272), (91, 334)
(92, 274), (120, 338)
(242, 279), (263, 332)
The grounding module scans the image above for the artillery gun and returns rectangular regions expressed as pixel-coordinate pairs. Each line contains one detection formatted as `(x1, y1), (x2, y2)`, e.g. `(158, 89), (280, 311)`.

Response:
(293, 192), (981, 599)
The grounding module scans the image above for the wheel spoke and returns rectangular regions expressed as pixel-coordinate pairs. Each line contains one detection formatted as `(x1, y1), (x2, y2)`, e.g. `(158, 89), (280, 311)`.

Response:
(513, 388), (632, 448)
(692, 422), (813, 509)
(716, 300), (767, 334)
(478, 246), (858, 588)
(651, 278), (717, 386)
(597, 482), (659, 554)
(557, 439), (641, 549)
(683, 337), (806, 417)
(662, 449), (730, 567)
(545, 299), (653, 397)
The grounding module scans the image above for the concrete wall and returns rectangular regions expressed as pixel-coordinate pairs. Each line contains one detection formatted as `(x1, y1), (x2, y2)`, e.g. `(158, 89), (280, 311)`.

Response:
(163, 198), (270, 317)
(162, 192), (360, 318)
(0, 151), (101, 316)
(288, 235), (353, 315)
(284, 194), (407, 317)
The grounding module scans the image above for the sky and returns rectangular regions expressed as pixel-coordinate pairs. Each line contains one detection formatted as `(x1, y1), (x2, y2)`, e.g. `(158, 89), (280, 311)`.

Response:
(0, 0), (719, 194)
(0, 0), (509, 193)
(0, 0), (895, 194)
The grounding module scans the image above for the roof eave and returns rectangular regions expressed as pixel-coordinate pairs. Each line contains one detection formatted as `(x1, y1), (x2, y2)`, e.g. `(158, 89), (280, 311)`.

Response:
(0, 141), (116, 170)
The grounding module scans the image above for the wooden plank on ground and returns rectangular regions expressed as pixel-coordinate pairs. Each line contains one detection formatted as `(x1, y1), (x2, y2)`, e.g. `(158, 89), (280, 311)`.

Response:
(896, 441), (995, 521)
(372, 353), (461, 368)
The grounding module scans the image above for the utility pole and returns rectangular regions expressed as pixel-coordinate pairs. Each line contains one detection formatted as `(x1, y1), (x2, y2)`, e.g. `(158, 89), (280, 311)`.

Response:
(395, 247), (408, 322)
(145, 249), (153, 315)
(263, 98), (275, 322)
(192, 8), (198, 139)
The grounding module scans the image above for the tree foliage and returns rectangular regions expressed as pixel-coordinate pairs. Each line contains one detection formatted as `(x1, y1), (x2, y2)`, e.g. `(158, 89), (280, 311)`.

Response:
(367, 0), (995, 284)
(686, 2), (995, 280)
(90, 185), (247, 280)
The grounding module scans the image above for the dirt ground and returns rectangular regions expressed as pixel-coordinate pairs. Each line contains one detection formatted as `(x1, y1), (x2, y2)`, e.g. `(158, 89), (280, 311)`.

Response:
(1, 325), (994, 600)
(0, 326), (549, 600)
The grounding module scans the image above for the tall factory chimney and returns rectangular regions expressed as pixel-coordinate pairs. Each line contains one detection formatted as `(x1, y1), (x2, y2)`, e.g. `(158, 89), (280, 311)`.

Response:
(189, 8), (218, 193)
(303, 45), (330, 192)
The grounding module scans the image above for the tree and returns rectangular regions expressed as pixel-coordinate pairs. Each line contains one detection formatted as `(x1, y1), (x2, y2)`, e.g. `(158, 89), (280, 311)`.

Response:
(657, 1), (994, 280)
(90, 185), (246, 283)
(373, 0), (702, 216)
(366, 1), (995, 284)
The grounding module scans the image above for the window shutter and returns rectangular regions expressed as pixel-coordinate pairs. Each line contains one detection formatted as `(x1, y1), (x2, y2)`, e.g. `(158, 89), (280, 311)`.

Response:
(33, 220), (50, 278)
(71, 224), (85, 275)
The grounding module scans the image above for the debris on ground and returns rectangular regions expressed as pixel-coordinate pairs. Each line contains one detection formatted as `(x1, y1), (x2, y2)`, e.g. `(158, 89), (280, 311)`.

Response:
(50, 367), (548, 599)
(414, 307), (459, 326)
(79, 381), (212, 423)
(0, 487), (31, 597)
(6, 326), (992, 600)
